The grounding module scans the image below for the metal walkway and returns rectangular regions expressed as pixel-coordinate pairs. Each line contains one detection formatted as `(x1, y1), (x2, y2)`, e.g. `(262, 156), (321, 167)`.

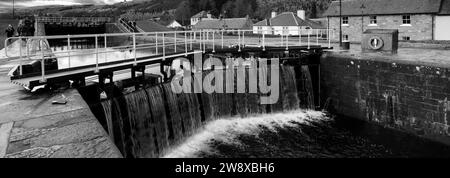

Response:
(4, 29), (335, 89)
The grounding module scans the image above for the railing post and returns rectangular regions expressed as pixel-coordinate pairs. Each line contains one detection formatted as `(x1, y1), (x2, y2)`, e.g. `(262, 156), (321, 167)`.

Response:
(299, 29), (302, 46)
(193, 31), (196, 50)
(206, 31), (209, 51)
(104, 34), (107, 62)
(26, 39), (30, 61)
(238, 30), (241, 52)
(132, 33), (137, 65)
(307, 31), (310, 49)
(221, 29), (224, 49)
(199, 31), (202, 52)
(19, 37), (23, 76)
(163, 33), (166, 60)
(242, 30), (245, 48)
(174, 32), (177, 53)
(212, 31), (215, 53)
(185, 31), (188, 56)
(328, 29), (331, 48)
(280, 32), (283, 47)
(67, 35), (71, 68)
(95, 35), (99, 73)
(262, 33), (265, 51)
(40, 39), (46, 83)
(286, 34), (289, 50)
(316, 29), (319, 45)
(190, 31), (193, 50)
(156, 32), (159, 55)
(203, 31), (206, 53)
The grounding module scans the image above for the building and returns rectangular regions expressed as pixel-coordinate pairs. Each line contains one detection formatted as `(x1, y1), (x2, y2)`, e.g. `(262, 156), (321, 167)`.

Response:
(192, 17), (253, 31)
(323, 0), (450, 42)
(253, 10), (325, 36)
(164, 20), (183, 29)
(190, 11), (216, 26)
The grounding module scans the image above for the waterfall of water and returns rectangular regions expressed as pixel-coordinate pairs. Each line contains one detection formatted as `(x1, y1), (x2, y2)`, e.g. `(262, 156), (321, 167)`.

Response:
(101, 100), (115, 142)
(162, 83), (184, 143)
(282, 66), (301, 111)
(211, 70), (235, 119)
(300, 65), (316, 109)
(110, 98), (130, 157)
(124, 90), (156, 158)
(145, 86), (170, 156)
(98, 63), (317, 158)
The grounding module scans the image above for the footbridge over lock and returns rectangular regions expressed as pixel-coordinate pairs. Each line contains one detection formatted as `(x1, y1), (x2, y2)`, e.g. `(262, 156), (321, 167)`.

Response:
(3, 28), (335, 91)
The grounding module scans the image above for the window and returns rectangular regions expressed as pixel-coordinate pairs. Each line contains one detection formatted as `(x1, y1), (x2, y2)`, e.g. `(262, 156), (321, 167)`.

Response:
(305, 26), (313, 35)
(257, 26), (263, 33)
(369, 16), (377, 25)
(283, 26), (289, 35)
(402, 15), (411, 25)
(402, 36), (411, 41)
(342, 16), (349, 25)
(343, 35), (349, 41)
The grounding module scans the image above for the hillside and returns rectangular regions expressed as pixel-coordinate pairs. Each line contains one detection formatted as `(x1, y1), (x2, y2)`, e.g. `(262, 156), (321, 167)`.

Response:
(179, 0), (332, 22)
(256, 0), (332, 18)
(1, 0), (332, 23)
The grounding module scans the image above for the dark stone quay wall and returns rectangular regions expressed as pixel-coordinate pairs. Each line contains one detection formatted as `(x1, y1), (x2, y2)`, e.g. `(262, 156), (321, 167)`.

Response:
(320, 52), (450, 145)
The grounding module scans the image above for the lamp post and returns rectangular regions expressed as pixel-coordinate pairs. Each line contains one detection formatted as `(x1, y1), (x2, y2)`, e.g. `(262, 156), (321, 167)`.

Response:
(339, 0), (342, 47)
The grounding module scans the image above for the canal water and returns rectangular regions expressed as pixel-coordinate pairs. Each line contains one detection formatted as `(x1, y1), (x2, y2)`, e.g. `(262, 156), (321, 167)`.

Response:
(164, 110), (450, 158)
(89, 63), (450, 158)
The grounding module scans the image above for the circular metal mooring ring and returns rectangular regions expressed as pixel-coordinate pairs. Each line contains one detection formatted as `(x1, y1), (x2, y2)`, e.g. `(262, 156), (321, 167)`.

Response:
(369, 36), (384, 50)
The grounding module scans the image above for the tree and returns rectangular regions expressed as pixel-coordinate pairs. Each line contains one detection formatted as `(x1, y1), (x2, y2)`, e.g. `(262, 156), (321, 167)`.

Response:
(175, 1), (191, 25)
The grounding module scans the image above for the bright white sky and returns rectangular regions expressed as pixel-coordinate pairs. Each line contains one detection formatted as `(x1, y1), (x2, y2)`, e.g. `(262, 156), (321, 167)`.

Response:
(0, 0), (132, 7)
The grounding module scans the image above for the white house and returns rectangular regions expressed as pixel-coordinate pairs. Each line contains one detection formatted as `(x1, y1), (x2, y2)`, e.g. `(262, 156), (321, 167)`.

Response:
(253, 10), (325, 36)
(190, 11), (216, 26)
(323, 0), (450, 41)
(166, 20), (183, 29)
(193, 17), (253, 32)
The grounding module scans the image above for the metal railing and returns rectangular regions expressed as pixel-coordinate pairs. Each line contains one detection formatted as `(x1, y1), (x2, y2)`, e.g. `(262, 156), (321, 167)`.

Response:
(118, 18), (139, 33)
(35, 16), (114, 24)
(4, 29), (335, 82)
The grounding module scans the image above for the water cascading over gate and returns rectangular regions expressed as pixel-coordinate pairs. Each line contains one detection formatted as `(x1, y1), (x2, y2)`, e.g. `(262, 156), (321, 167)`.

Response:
(99, 64), (316, 158)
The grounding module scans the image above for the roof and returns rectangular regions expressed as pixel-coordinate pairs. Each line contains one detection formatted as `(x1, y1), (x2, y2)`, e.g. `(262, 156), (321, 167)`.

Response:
(136, 20), (171, 32)
(254, 19), (269, 26)
(439, 0), (450, 15)
(270, 12), (302, 26)
(323, 0), (443, 16)
(193, 18), (253, 30)
(191, 11), (214, 19)
(254, 12), (325, 29)
(160, 20), (181, 26)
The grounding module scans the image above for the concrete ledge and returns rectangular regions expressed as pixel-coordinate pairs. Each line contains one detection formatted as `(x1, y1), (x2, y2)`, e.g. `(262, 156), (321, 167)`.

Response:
(0, 89), (122, 158)
(0, 122), (14, 158)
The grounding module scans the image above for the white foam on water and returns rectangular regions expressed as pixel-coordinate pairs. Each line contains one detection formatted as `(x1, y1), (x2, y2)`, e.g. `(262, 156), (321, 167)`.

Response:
(163, 110), (328, 158)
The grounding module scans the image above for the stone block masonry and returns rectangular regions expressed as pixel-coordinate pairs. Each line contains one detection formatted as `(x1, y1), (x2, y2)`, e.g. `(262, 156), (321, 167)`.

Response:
(321, 52), (450, 145)
(328, 14), (433, 42)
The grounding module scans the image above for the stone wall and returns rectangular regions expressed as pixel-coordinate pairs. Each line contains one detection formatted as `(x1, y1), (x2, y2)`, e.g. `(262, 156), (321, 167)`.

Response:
(328, 14), (433, 42)
(321, 52), (450, 145)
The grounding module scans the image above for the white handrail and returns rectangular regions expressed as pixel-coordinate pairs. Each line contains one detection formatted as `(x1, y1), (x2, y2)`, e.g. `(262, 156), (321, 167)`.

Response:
(4, 29), (334, 80)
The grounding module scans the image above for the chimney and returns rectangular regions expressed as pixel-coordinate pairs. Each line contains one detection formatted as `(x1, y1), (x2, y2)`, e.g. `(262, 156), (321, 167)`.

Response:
(297, 10), (305, 20)
(207, 12), (212, 19)
(271, 11), (277, 18)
